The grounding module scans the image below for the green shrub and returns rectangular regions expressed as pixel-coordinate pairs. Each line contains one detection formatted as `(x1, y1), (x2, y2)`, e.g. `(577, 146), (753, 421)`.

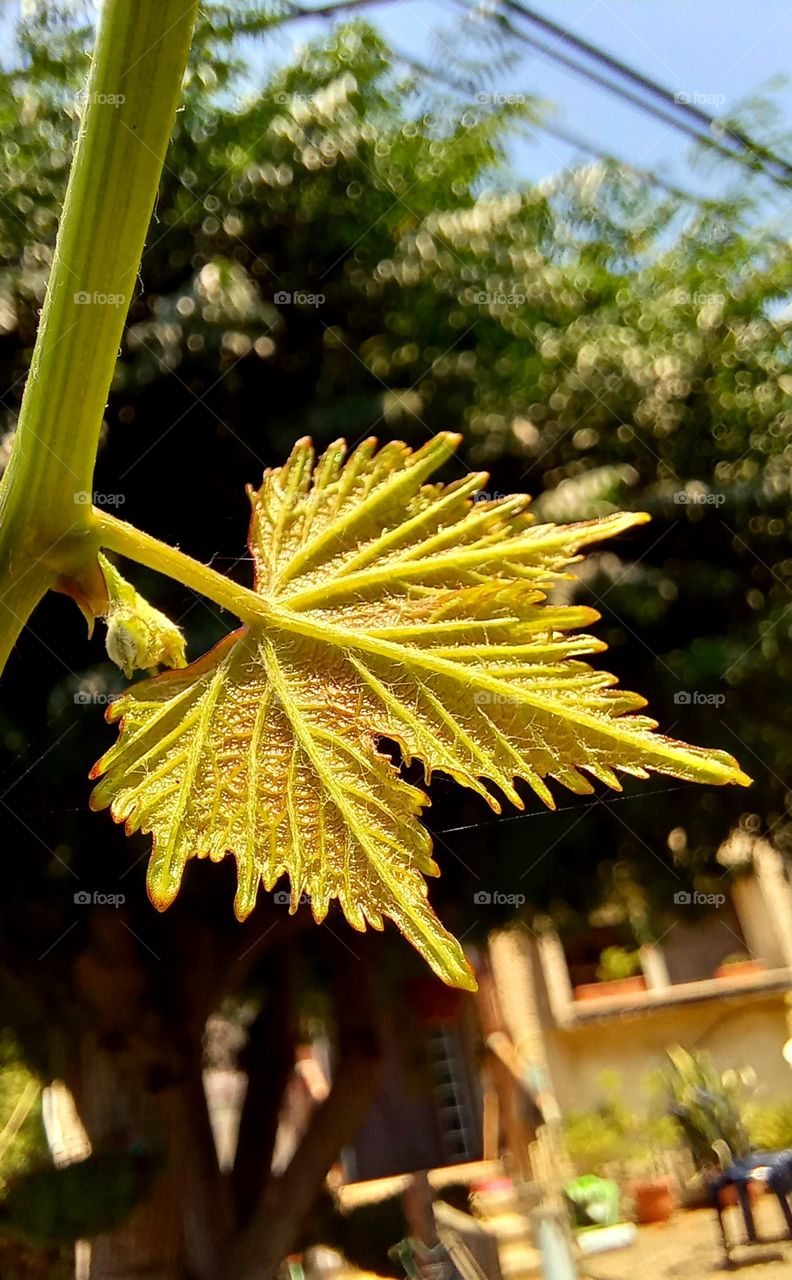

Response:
(563, 1071), (681, 1177)
(0, 1037), (44, 1191)
(564, 1111), (626, 1175)
(596, 947), (642, 983)
(747, 1101), (792, 1152)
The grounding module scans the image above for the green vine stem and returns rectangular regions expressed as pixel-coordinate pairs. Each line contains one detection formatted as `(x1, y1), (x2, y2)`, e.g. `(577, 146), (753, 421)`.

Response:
(95, 508), (268, 627)
(0, 0), (199, 671)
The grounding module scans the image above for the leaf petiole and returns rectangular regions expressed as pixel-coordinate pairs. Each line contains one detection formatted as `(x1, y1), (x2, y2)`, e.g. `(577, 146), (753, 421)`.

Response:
(94, 508), (269, 627)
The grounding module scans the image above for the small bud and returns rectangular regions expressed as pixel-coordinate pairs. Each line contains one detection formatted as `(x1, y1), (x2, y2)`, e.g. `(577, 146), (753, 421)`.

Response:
(99, 554), (186, 678)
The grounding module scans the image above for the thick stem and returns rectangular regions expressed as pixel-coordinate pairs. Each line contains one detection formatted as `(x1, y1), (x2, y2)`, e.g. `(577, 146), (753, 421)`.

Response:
(0, 0), (199, 644)
(180, 1064), (233, 1280)
(3, 0), (199, 536)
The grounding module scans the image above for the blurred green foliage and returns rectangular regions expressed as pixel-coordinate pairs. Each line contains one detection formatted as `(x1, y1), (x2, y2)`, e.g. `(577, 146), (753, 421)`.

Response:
(0, 1148), (161, 1248)
(564, 1070), (681, 1177)
(0, 1038), (71, 1276)
(596, 945), (642, 982)
(0, 1037), (44, 1191)
(747, 1098), (792, 1152)
(664, 1045), (755, 1167)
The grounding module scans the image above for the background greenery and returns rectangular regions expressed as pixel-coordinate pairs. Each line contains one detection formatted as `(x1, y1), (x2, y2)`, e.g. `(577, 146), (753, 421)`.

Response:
(0, 0), (790, 1267)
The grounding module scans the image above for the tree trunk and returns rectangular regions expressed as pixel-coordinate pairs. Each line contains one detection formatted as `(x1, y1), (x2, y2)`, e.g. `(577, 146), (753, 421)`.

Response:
(227, 1045), (381, 1280)
(181, 1064), (234, 1280)
(75, 1034), (189, 1280)
(69, 910), (227, 1280)
(225, 940), (383, 1280)
(66, 913), (383, 1280)
(232, 947), (297, 1226)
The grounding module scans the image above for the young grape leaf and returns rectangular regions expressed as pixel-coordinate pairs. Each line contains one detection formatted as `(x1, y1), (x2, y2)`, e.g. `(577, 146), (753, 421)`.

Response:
(89, 433), (749, 989)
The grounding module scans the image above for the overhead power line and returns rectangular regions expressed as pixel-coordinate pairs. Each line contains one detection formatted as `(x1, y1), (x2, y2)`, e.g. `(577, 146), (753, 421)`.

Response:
(501, 0), (792, 184)
(387, 40), (718, 207)
(500, 0), (792, 183)
(452, 3), (741, 156)
(245, 0), (792, 195)
(452, 0), (792, 189)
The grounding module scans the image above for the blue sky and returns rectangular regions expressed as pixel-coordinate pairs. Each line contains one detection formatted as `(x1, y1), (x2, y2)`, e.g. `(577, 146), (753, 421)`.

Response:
(257, 0), (792, 205)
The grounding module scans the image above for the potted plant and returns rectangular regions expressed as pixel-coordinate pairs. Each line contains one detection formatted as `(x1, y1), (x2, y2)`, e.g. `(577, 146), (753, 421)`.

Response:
(715, 952), (765, 981)
(627, 1120), (681, 1224)
(630, 1171), (678, 1224)
(620, 1092), (681, 1225)
(564, 1075), (679, 1223)
(574, 946), (647, 1001)
(664, 1046), (761, 1207)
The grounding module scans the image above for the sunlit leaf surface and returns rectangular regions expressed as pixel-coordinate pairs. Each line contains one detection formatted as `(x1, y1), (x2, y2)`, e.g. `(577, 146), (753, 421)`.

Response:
(90, 434), (749, 988)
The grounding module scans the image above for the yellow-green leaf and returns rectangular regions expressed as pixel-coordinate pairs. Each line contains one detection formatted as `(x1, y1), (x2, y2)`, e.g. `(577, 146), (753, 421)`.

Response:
(90, 434), (750, 990)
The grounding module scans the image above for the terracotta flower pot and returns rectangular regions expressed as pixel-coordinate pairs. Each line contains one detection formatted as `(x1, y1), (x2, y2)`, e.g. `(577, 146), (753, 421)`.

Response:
(632, 1176), (677, 1224)
(573, 976), (647, 1001)
(714, 960), (765, 981)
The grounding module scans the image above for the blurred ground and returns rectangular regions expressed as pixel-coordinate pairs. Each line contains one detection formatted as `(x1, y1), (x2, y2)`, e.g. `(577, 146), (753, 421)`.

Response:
(331, 1199), (792, 1279)
(585, 1201), (792, 1280)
